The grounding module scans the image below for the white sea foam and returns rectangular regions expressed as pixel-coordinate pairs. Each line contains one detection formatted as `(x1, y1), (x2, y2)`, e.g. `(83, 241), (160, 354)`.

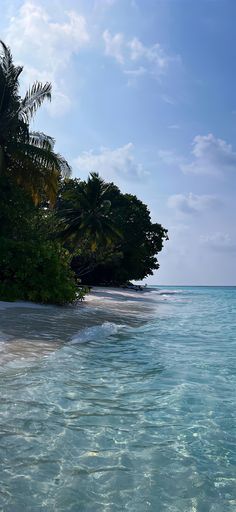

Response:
(70, 321), (125, 344)
(158, 289), (184, 295)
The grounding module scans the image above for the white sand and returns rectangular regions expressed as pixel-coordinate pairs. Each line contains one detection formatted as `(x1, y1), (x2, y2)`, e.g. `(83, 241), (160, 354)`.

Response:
(0, 286), (156, 365)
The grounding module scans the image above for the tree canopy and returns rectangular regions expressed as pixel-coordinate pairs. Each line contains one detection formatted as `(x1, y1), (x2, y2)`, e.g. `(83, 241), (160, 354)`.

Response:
(57, 175), (168, 285)
(0, 41), (168, 304)
(0, 40), (71, 205)
(0, 177), (77, 303)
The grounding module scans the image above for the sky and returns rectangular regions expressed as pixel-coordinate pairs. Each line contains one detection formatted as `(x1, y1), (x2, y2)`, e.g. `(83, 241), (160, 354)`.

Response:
(1, 0), (236, 285)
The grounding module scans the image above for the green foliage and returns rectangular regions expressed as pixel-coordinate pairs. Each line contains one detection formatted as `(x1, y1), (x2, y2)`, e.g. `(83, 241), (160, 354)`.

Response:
(57, 174), (168, 284)
(0, 40), (71, 205)
(0, 40), (168, 303)
(0, 238), (77, 304)
(0, 40), (77, 305)
(106, 191), (168, 282)
(0, 178), (77, 304)
(58, 173), (121, 251)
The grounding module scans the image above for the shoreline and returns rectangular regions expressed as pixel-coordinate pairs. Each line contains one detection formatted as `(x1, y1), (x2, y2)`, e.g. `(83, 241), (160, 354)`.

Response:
(0, 285), (156, 310)
(0, 286), (158, 364)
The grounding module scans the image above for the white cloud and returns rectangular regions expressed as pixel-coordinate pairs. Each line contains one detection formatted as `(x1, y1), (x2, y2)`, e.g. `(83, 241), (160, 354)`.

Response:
(181, 133), (236, 176)
(200, 233), (236, 251)
(5, 1), (89, 116)
(168, 193), (220, 214)
(103, 29), (124, 64)
(74, 143), (146, 181)
(102, 30), (178, 79)
(129, 37), (169, 72)
(158, 133), (236, 177)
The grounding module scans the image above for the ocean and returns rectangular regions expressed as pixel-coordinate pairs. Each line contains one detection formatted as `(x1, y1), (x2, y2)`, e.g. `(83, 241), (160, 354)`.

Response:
(0, 286), (236, 511)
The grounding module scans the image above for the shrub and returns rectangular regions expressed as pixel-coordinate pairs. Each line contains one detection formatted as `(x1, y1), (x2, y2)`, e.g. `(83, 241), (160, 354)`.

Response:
(0, 238), (77, 304)
(0, 178), (78, 304)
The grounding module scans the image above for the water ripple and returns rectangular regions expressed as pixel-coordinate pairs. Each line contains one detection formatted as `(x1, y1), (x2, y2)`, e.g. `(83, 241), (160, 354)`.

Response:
(0, 287), (236, 511)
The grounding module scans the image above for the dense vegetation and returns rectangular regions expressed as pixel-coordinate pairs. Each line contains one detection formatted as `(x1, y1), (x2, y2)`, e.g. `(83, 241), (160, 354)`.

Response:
(0, 41), (168, 304)
(57, 175), (168, 285)
(0, 178), (77, 303)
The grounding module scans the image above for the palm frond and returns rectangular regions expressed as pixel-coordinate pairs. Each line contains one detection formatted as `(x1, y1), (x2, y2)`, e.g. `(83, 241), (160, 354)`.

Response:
(0, 40), (23, 82)
(10, 150), (60, 205)
(20, 81), (52, 122)
(9, 141), (71, 177)
(56, 154), (72, 178)
(0, 40), (13, 74)
(29, 131), (55, 151)
(0, 41), (69, 204)
(0, 41), (23, 116)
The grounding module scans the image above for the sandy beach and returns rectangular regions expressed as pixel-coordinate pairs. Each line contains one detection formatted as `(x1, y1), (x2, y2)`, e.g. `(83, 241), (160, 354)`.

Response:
(0, 286), (157, 364)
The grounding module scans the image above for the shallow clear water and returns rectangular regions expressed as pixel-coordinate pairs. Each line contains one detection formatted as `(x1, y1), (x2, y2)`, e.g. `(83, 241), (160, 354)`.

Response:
(0, 286), (236, 511)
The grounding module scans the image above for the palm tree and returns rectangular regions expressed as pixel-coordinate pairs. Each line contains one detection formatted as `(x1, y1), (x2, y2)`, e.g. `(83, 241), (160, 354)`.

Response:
(0, 40), (71, 204)
(59, 173), (121, 251)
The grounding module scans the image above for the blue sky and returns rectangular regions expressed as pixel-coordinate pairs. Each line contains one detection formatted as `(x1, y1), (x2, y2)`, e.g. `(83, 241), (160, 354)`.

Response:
(1, 0), (236, 285)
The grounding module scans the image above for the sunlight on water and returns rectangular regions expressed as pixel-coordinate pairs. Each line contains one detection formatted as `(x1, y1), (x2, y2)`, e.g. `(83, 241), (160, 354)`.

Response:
(0, 287), (236, 511)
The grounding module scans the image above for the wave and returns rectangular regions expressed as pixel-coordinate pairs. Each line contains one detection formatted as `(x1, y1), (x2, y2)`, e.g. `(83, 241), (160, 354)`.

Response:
(70, 321), (125, 345)
(158, 289), (184, 295)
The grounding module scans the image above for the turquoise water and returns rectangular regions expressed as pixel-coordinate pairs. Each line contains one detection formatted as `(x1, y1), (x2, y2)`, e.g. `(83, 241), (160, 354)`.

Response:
(0, 286), (236, 511)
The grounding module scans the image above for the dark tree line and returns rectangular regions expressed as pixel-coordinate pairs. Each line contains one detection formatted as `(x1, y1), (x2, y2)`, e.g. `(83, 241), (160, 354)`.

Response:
(57, 174), (168, 285)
